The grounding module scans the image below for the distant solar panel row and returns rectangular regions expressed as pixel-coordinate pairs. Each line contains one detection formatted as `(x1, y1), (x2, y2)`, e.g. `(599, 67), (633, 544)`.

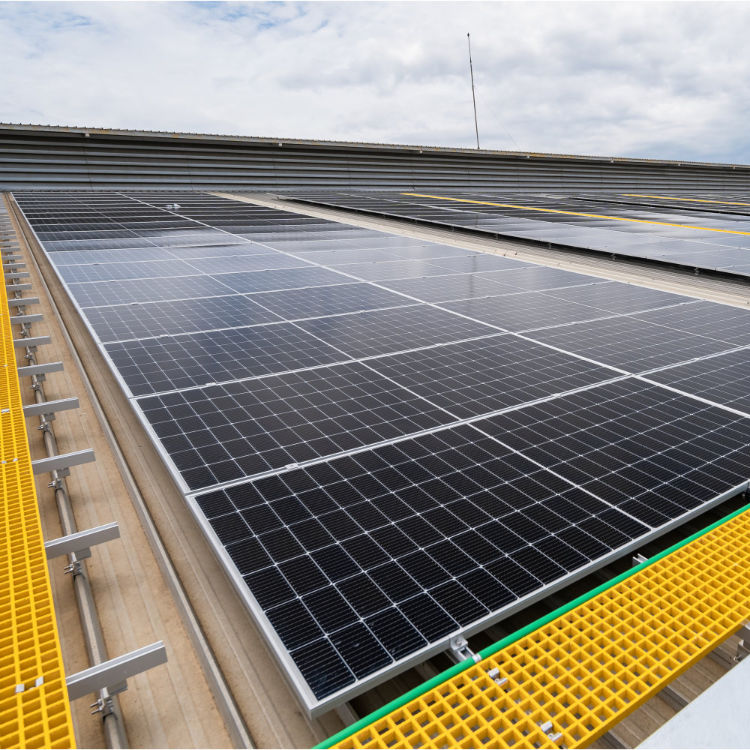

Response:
(13, 189), (750, 716)
(290, 190), (750, 278)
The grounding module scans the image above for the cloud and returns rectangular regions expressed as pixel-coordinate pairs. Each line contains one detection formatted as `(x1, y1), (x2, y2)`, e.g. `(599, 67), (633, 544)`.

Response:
(0, 1), (748, 163)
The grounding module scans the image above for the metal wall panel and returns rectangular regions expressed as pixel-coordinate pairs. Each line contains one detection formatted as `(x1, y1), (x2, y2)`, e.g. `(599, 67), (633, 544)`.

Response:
(1, 125), (749, 192)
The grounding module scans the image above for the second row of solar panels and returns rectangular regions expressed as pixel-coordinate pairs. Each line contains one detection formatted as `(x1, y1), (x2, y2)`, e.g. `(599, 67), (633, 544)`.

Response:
(289, 190), (750, 277)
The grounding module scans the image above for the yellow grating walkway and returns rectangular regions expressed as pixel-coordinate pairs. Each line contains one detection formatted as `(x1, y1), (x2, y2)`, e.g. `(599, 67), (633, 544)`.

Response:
(0, 225), (75, 748)
(330, 507), (750, 749)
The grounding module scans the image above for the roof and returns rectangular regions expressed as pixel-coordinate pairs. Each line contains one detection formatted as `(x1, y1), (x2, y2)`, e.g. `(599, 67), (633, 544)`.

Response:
(2, 122), (749, 170)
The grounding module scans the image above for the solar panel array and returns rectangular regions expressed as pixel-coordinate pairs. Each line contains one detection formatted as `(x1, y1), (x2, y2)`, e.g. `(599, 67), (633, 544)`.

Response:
(290, 190), (750, 278)
(14, 190), (750, 715)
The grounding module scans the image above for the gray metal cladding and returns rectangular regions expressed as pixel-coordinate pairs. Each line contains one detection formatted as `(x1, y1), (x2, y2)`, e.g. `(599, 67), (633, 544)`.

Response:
(1, 124), (749, 191)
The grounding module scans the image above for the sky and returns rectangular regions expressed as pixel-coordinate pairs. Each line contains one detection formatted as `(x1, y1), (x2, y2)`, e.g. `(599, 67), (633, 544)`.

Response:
(1, 1), (749, 163)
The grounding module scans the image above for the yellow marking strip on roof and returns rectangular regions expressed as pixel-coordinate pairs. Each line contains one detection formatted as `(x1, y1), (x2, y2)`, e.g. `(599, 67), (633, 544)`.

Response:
(0, 219), (76, 748)
(401, 192), (750, 236)
(623, 193), (750, 207)
(330, 506), (750, 749)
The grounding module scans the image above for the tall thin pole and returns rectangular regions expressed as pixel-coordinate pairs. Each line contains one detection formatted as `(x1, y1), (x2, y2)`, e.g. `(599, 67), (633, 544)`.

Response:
(467, 32), (480, 149)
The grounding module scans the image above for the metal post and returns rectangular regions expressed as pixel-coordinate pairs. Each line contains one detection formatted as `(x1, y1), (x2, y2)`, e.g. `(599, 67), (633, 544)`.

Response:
(467, 33), (480, 150)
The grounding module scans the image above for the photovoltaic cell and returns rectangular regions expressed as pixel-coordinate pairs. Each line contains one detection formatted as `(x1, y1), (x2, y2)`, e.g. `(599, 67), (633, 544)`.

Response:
(105, 322), (348, 395)
(193, 421), (653, 700)
(137, 360), (457, 489)
(441, 292), (606, 332)
(248, 283), (411, 320)
(524, 312), (735, 371)
(211, 266), (351, 294)
(68, 274), (234, 307)
(365, 334), (619, 418)
(83, 295), (283, 342)
(296, 305), (497, 359)
(476, 379), (750, 527)
(645, 348), (750, 415)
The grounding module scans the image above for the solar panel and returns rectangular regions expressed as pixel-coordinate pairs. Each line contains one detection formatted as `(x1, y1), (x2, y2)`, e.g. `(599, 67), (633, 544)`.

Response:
(379, 273), (515, 302)
(645, 348), (750, 415)
(328, 258), (462, 281)
(58, 258), (202, 283)
(524, 311), (737, 371)
(191, 421), (657, 703)
(13, 189), (750, 717)
(477, 379), (750, 527)
(441, 292), (607, 331)
(210, 266), (351, 294)
(364, 334), (619, 419)
(137, 360), (458, 490)
(105, 323), (348, 396)
(290, 190), (750, 279)
(248, 283), (410, 320)
(83, 295), (283, 343)
(542, 280), (692, 315)
(68, 274), (233, 307)
(295, 305), (498, 359)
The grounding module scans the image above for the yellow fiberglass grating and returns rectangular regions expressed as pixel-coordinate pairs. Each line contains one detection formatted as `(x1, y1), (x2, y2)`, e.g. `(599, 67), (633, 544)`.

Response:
(0, 237), (76, 749)
(335, 509), (750, 749)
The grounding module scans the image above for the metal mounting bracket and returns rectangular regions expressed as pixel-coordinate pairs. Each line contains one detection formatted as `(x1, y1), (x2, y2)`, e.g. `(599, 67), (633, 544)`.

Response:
(65, 641), (168, 701)
(10, 313), (43, 325)
(32, 448), (95, 475)
(7, 296), (39, 307)
(45, 522), (120, 561)
(23, 397), (80, 421)
(448, 635), (480, 663)
(13, 336), (51, 349)
(18, 361), (64, 378)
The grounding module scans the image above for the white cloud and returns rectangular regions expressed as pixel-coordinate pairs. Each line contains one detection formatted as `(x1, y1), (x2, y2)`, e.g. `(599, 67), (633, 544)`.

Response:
(1, 1), (748, 162)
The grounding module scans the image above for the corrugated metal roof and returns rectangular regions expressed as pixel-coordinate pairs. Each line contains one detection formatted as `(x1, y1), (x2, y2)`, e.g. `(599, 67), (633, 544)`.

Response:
(1, 122), (748, 170)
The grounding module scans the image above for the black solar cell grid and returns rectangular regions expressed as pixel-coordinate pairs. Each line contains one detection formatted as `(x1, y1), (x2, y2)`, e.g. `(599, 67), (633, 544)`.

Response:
(166, 242), (273, 258)
(83, 295), (283, 342)
(296, 305), (498, 359)
(329, 258), (460, 281)
(68, 274), (235, 307)
(379, 273), (515, 302)
(441, 292), (607, 331)
(137, 360), (456, 489)
(632, 300), (750, 346)
(185, 253), (311, 274)
(365, 334), (619, 419)
(524, 312), (736, 371)
(50, 247), (176, 265)
(646, 348), (750, 414)
(58, 258), (201, 283)
(474, 265), (600, 292)
(105, 322), (347, 395)
(476, 379), (750, 527)
(292, 190), (750, 279)
(211, 266), (351, 294)
(194, 421), (654, 699)
(248, 283), (411, 320)
(543, 280), (692, 314)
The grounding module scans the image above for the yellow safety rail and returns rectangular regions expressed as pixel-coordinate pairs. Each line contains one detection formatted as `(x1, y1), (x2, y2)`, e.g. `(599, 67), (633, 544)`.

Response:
(329, 506), (750, 749)
(0, 229), (75, 747)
